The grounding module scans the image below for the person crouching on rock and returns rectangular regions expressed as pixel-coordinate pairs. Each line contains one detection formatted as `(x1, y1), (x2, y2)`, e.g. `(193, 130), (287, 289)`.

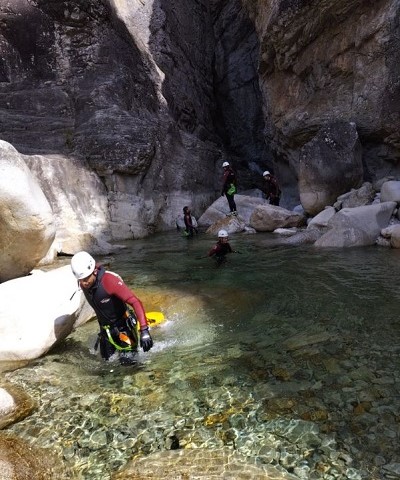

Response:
(70, 251), (153, 366)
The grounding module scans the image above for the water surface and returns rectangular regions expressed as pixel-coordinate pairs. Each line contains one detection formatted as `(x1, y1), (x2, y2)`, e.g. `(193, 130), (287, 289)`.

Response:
(5, 231), (400, 479)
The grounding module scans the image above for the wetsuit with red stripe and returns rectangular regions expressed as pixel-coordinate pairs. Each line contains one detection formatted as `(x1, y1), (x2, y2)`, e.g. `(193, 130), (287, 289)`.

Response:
(208, 241), (233, 259)
(81, 265), (148, 330)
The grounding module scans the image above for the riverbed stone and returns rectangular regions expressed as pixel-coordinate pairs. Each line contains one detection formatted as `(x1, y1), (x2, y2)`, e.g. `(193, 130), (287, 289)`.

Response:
(0, 432), (67, 480)
(112, 447), (299, 479)
(0, 383), (36, 429)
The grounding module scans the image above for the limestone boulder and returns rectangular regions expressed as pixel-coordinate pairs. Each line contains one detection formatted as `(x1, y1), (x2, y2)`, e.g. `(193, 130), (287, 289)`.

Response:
(205, 216), (247, 236)
(314, 202), (396, 248)
(298, 122), (363, 216)
(381, 224), (400, 248)
(24, 154), (114, 257)
(249, 204), (306, 232)
(333, 182), (376, 210)
(307, 207), (336, 230)
(198, 194), (269, 227)
(380, 180), (400, 203)
(0, 142), (56, 282)
(0, 266), (94, 361)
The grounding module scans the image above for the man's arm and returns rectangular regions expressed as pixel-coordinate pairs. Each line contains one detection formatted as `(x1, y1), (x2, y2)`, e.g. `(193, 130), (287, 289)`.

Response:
(102, 272), (148, 329)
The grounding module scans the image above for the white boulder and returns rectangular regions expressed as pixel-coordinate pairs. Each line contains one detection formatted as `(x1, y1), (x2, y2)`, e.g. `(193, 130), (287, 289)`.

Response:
(0, 266), (94, 361)
(0, 142), (55, 282)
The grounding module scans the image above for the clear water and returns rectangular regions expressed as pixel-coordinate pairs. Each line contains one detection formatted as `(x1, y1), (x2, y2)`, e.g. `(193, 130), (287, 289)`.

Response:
(4, 231), (400, 479)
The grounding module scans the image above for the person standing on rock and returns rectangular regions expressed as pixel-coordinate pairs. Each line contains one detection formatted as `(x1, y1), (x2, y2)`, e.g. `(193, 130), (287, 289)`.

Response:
(262, 170), (281, 206)
(221, 161), (238, 216)
(70, 251), (153, 366)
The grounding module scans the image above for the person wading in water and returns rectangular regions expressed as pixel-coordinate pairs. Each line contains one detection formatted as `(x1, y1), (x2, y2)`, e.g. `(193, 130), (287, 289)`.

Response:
(208, 229), (238, 265)
(70, 251), (153, 366)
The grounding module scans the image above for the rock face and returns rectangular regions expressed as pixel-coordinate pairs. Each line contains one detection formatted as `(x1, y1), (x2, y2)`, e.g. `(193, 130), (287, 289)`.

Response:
(0, 142), (55, 282)
(243, 0), (400, 181)
(1, 0), (400, 265)
(298, 122), (363, 216)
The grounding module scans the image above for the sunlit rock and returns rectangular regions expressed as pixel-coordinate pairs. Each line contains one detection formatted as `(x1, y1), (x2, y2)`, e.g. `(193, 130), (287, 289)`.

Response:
(0, 142), (55, 282)
(0, 383), (36, 429)
(24, 154), (114, 257)
(0, 266), (94, 361)
(0, 432), (67, 479)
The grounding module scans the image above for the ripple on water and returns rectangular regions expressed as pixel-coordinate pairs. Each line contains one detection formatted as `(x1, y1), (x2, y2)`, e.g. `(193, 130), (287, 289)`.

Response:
(5, 232), (400, 479)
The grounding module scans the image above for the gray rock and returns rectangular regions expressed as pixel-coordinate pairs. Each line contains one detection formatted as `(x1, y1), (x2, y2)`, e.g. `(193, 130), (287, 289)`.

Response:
(298, 122), (363, 216)
(249, 204), (306, 232)
(315, 202), (397, 248)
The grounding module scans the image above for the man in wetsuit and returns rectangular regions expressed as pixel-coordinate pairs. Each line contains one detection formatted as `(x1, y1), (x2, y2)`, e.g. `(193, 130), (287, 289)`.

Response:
(262, 170), (281, 206)
(208, 229), (235, 265)
(70, 251), (153, 365)
(183, 206), (198, 237)
(221, 161), (237, 216)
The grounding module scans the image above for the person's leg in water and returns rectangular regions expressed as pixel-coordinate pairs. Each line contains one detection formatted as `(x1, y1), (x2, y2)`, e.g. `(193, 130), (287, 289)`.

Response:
(119, 316), (139, 366)
(215, 254), (227, 267)
(99, 332), (117, 361)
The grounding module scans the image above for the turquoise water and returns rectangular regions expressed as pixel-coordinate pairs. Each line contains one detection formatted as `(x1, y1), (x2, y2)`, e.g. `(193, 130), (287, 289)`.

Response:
(5, 231), (400, 479)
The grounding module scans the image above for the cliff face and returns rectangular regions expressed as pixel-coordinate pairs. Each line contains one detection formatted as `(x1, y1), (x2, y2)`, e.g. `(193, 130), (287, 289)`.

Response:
(0, 0), (399, 249)
(242, 0), (400, 179)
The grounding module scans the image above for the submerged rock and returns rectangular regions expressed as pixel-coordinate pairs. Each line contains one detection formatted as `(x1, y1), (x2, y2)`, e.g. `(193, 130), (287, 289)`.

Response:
(112, 447), (298, 479)
(0, 432), (68, 480)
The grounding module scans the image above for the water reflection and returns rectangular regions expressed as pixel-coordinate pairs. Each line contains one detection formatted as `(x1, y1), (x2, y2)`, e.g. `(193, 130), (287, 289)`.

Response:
(5, 231), (400, 479)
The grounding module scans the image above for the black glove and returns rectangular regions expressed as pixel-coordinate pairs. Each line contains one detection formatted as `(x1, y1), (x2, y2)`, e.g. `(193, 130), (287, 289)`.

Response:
(140, 327), (153, 352)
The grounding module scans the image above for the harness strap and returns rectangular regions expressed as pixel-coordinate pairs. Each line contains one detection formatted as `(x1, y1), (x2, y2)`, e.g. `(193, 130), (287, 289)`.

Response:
(103, 325), (134, 352)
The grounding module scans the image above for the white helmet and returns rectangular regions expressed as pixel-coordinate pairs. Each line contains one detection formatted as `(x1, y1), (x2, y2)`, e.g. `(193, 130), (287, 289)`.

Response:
(263, 170), (271, 177)
(218, 229), (228, 238)
(222, 161), (230, 167)
(71, 251), (96, 280)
